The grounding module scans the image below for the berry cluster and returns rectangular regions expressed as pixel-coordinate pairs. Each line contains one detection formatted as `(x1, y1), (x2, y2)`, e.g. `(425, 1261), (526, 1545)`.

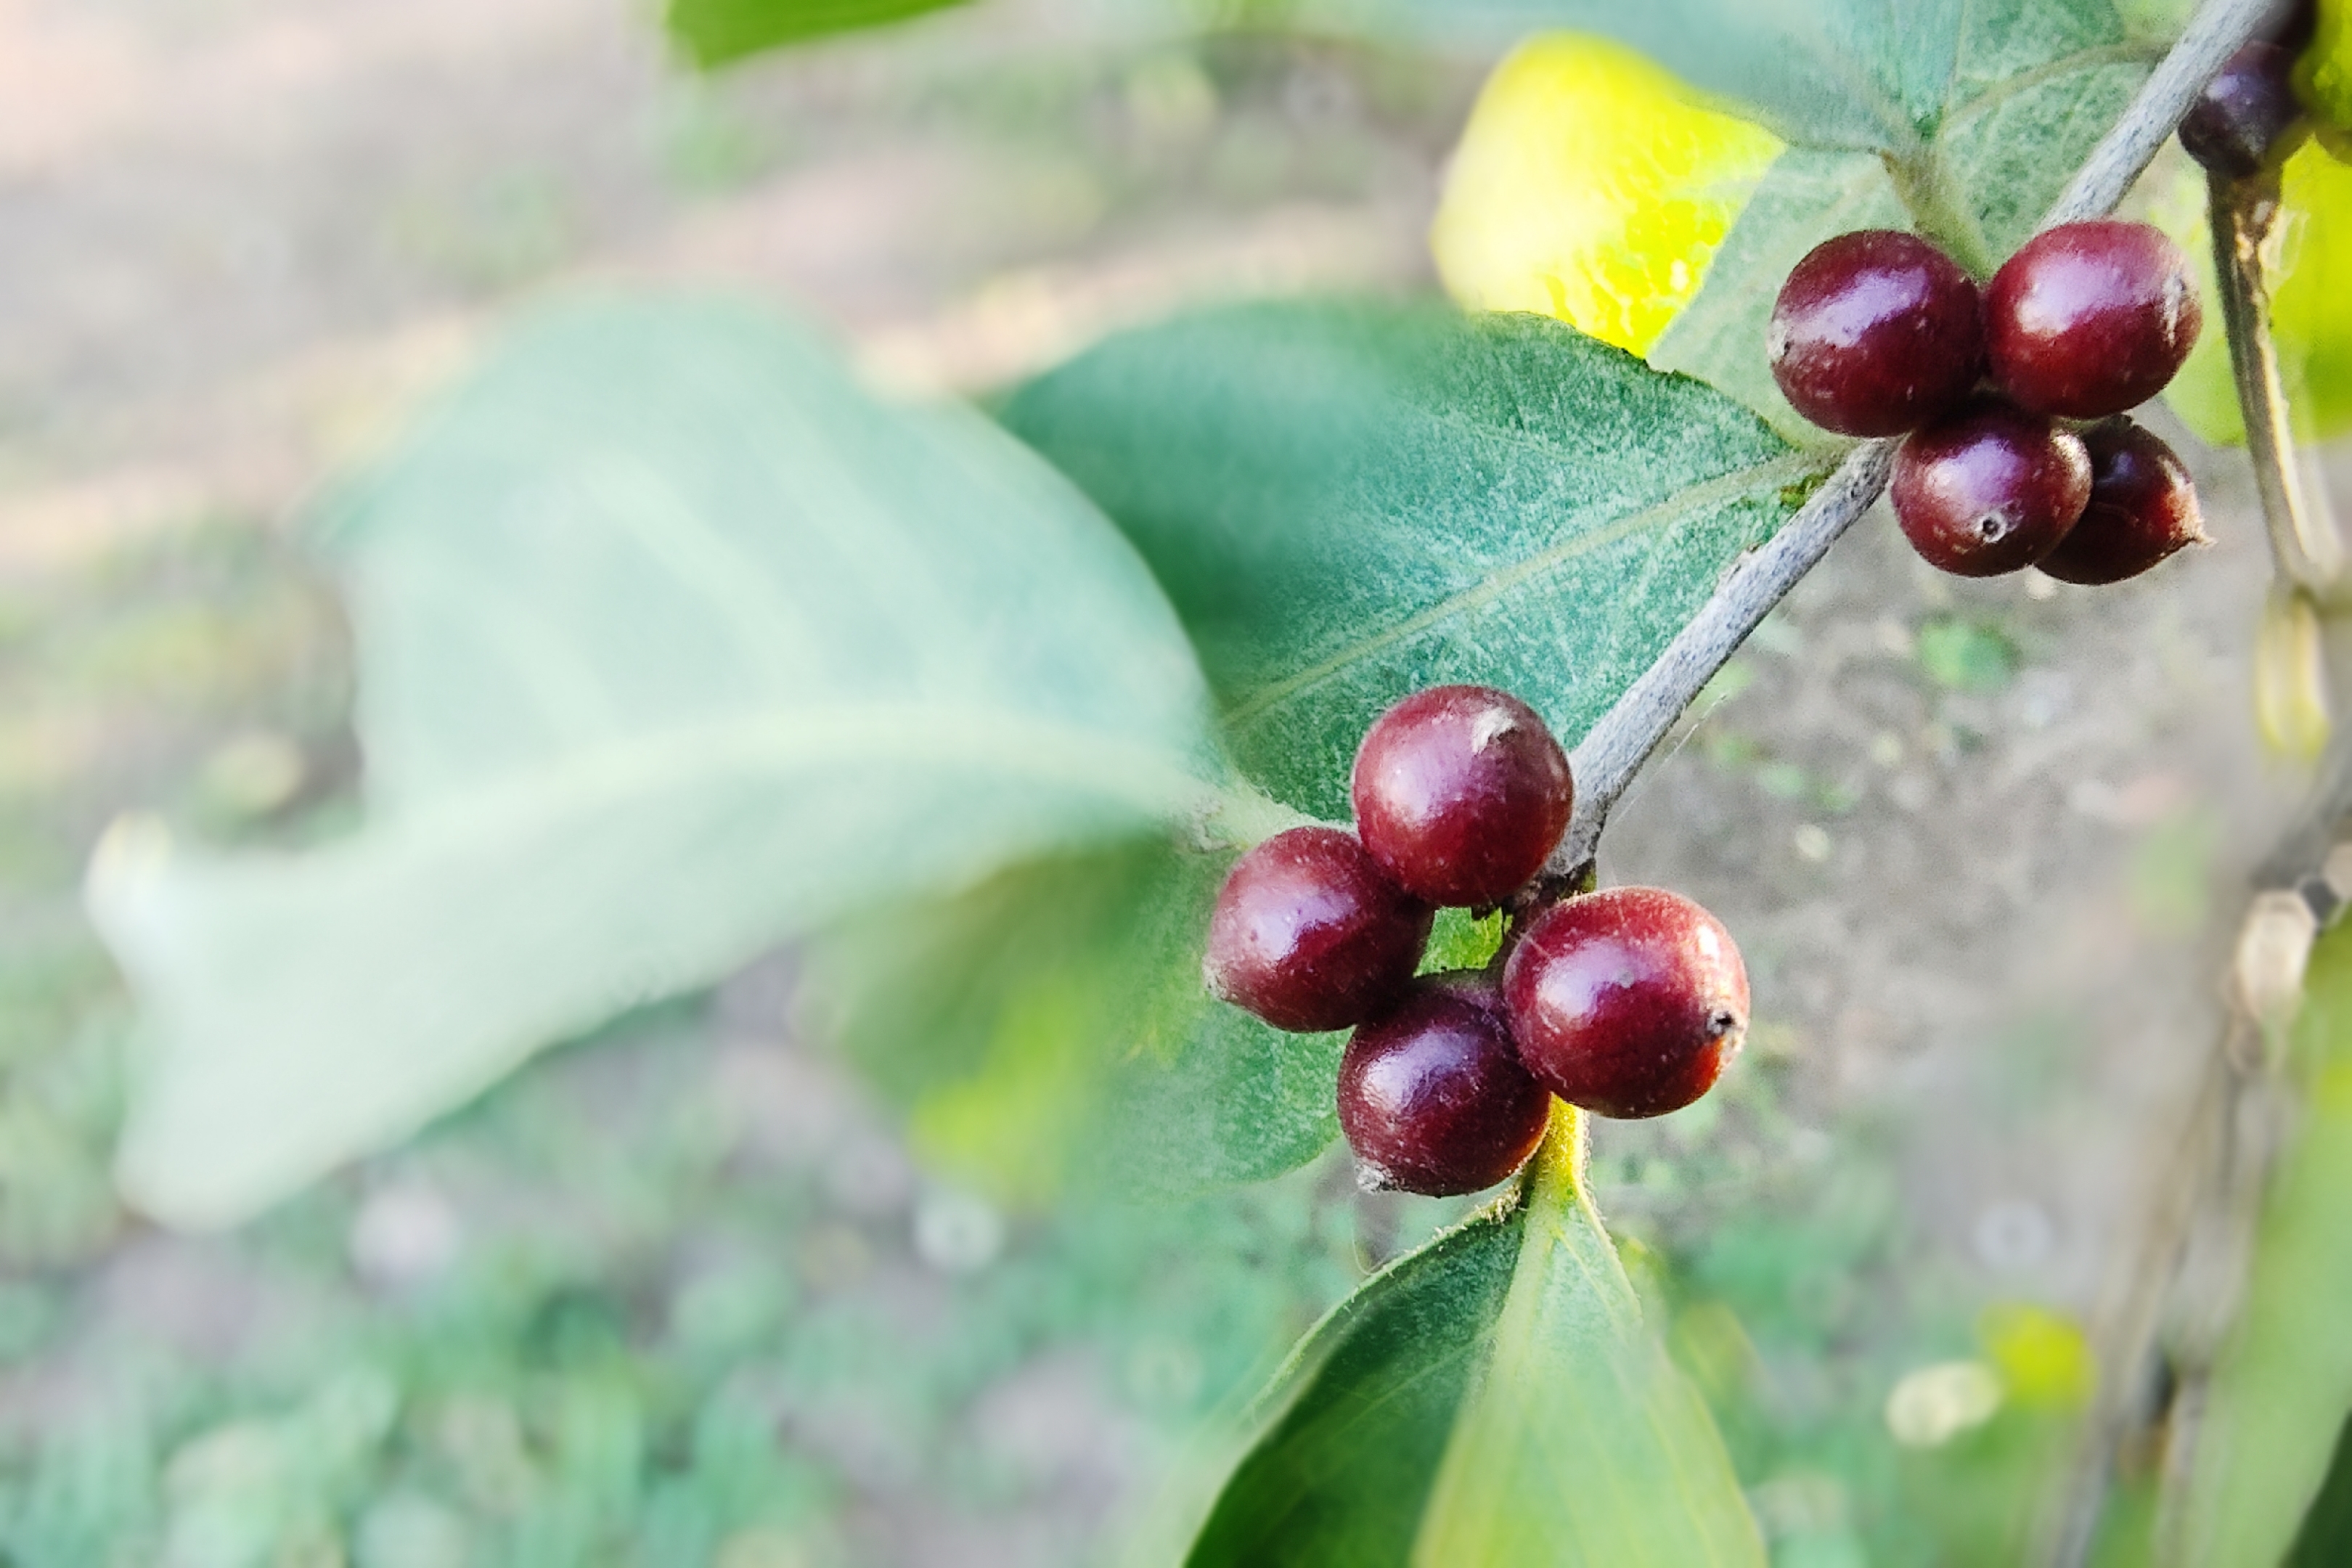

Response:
(1204, 685), (1749, 1196)
(1768, 221), (2208, 584)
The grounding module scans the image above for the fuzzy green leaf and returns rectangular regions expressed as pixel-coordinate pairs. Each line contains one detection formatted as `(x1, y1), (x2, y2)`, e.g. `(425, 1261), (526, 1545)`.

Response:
(2178, 922), (2352, 1566)
(666, 0), (966, 67)
(1189, 1113), (1764, 1567)
(89, 299), (1242, 1230)
(1373, 0), (2149, 155)
(1003, 301), (1828, 822)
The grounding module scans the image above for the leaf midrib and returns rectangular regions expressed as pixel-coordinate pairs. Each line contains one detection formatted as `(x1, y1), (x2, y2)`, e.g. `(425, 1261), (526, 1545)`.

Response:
(1220, 450), (1830, 732)
(354, 703), (1235, 853)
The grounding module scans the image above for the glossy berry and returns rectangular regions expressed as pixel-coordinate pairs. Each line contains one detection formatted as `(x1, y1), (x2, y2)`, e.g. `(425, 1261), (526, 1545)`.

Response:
(2179, 42), (2306, 177)
(1503, 887), (1749, 1120)
(1985, 221), (2202, 418)
(2037, 421), (2208, 585)
(1766, 229), (1985, 437)
(1351, 685), (1573, 909)
(1204, 826), (1432, 1033)
(1892, 400), (2091, 576)
(1337, 979), (1552, 1196)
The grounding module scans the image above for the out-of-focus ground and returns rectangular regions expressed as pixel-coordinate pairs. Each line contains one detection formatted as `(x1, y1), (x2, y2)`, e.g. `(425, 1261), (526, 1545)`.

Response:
(0, 0), (2336, 1562)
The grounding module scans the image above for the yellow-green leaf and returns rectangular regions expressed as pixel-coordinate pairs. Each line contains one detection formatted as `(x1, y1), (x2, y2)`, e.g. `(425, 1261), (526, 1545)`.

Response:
(2179, 920), (2352, 1564)
(2298, 0), (2352, 155)
(1431, 33), (1784, 357)
(2159, 139), (2352, 447)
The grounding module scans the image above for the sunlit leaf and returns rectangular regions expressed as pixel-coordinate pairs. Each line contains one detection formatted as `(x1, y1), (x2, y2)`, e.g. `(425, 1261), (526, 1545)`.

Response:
(1003, 301), (1831, 822)
(89, 300), (1248, 1229)
(1376, 0), (2153, 158)
(1431, 34), (1784, 356)
(2178, 920), (2352, 1564)
(1188, 1110), (1764, 1566)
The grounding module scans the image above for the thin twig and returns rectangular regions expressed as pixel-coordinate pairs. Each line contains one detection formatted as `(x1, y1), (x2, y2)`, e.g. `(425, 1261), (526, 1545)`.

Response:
(1547, 0), (2284, 878)
(2209, 168), (2345, 593)
(1548, 442), (1892, 875)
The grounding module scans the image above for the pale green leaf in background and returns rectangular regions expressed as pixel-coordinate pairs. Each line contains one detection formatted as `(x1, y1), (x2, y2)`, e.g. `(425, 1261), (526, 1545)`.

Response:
(90, 298), (1248, 1230)
(2178, 921), (2352, 1566)
(1003, 301), (1829, 822)
(1188, 1110), (1764, 1567)
(804, 837), (1339, 1204)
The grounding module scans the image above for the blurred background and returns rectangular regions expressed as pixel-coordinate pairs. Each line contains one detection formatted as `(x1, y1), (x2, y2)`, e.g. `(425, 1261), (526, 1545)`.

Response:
(0, 0), (2339, 1564)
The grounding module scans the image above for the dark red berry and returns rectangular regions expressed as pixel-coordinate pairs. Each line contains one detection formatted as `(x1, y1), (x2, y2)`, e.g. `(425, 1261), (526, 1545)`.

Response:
(1502, 886), (1749, 1120)
(1766, 229), (1985, 437)
(1204, 826), (1432, 1033)
(1351, 685), (1573, 909)
(1892, 399), (2092, 576)
(1985, 221), (2202, 418)
(2036, 421), (2208, 585)
(2272, 0), (2316, 52)
(2179, 43), (2307, 177)
(1337, 978), (1551, 1196)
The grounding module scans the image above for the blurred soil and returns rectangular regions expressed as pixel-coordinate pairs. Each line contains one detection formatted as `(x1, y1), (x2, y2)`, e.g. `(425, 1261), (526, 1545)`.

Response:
(0, 0), (2340, 1561)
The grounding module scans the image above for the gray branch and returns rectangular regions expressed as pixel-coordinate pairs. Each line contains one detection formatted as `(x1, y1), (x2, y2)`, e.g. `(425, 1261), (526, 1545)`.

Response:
(2209, 169), (2345, 594)
(1548, 0), (2283, 878)
(1548, 441), (1892, 874)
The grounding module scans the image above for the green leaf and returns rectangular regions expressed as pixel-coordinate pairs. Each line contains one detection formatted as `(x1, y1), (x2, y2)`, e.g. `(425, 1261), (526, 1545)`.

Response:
(1002, 301), (1828, 822)
(1649, 8), (2152, 433)
(89, 299), (1245, 1230)
(2177, 921), (2352, 1566)
(2159, 142), (2352, 448)
(1189, 1111), (1764, 1566)
(804, 836), (1338, 1204)
(665, 0), (967, 67)
(2287, 1412), (2352, 1566)
(1375, 0), (2144, 155)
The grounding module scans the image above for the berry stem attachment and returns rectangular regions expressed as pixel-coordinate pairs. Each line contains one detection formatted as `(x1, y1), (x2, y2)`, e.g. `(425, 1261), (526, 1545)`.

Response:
(1882, 145), (1998, 278)
(1520, 1096), (1591, 1214)
(1545, 0), (2281, 881)
(2207, 166), (2347, 595)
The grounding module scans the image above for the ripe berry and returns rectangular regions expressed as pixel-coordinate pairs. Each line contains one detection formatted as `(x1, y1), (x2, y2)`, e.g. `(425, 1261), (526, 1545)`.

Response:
(1351, 685), (1574, 909)
(1204, 826), (1432, 1033)
(2037, 421), (2208, 585)
(1985, 221), (2202, 418)
(1337, 979), (1551, 1196)
(1503, 886), (1749, 1120)
(2179, 42), (2306, 177)
(1891, 400), (2092, 576)
(1766, 229), (1985, 437)
(2273, 0), (2316, 52)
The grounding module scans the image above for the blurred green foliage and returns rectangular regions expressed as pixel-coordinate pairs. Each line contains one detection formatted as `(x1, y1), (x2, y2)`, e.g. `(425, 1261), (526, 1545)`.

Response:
(666, 0), (970, 68)
(2177, 921), (2352, 1564)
